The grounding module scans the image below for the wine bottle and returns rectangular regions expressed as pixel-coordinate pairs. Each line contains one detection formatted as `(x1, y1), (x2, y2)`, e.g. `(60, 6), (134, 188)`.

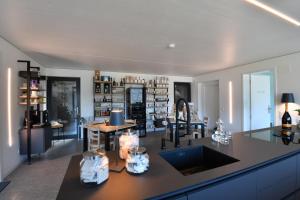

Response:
(104, 84), (108, 94)
(282, 111), (292, 130)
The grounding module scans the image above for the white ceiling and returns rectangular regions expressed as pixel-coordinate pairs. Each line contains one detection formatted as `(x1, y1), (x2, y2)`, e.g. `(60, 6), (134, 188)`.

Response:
(0, 0), (300, 76)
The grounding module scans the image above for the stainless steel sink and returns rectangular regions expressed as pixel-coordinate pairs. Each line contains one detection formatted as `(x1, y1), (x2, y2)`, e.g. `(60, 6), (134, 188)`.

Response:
(160, 145), (239, 176)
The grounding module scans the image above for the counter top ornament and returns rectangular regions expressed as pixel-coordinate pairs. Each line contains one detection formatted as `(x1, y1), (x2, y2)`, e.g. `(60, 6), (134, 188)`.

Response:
(212, 118), (231, 144)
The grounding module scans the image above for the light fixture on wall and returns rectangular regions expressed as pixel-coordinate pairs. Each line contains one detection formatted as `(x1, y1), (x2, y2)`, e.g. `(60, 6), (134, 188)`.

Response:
(7, 67), (12, 147)
(245, 0), (300, 26)
(229, 81), (233, 124)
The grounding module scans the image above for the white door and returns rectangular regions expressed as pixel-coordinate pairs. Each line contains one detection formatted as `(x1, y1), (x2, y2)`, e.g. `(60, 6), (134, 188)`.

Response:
(251, 73), (272, 129)
(201, 81), (219, 130)
(243, 71), (274, 131)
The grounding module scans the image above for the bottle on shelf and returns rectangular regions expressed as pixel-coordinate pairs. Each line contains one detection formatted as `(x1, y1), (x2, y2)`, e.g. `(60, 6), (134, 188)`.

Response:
(104, 84), (108, 94)
(95, 83), (101, 93)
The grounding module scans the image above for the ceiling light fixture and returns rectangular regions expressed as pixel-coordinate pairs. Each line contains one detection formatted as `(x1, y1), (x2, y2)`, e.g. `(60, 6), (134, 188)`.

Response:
(168, 43), (176, 49)
(245, 0), (300, 26)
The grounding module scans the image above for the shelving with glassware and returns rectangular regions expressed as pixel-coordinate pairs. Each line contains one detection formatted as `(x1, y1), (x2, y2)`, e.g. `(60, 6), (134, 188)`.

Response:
(93, 73), (113, 119)
(153, 77), (169, 131)
(19, 81), (47, 106)
(145, 85), (156, 131)
(18, 61), (51, 161)
(18, 63), (48, 129)
(112, 83), (126, 111)
(93, 72), (169, 132)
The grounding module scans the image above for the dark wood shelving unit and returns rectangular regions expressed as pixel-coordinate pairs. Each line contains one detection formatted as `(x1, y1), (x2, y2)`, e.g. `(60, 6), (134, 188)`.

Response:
(92, 74), (169, 133)
(93, 77), (113, 119)
(17, 60), (50, 164)
(126, 87), (147, 137)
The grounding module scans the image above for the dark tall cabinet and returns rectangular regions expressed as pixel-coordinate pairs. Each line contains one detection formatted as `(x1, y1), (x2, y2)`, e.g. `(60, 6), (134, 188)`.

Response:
(126, 87), (146, 137)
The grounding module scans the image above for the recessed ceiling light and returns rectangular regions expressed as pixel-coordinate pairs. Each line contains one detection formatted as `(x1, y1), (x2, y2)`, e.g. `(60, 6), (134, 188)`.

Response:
(168, 43), (176, 49)
(245, 0), (300, 26)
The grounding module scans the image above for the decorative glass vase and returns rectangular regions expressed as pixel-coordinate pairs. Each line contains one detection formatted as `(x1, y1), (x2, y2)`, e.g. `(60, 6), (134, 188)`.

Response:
(126, 147), (149, 175)
(80, 149), (109, 185)
(119, 130), (139, 159)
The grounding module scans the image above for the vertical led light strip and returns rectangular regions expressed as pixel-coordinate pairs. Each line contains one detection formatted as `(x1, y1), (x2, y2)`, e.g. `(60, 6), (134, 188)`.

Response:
(7, 68), (12, 147)
(229, 81), (233, 124)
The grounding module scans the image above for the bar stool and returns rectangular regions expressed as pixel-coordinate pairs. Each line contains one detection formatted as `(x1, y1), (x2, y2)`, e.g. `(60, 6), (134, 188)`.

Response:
(51, 122), (64, 146)
(87, 127), (116, 151)
(88, 127), (103, 151)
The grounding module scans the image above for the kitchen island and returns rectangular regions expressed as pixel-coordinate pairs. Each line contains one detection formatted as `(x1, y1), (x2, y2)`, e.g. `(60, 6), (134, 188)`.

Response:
(57, 127), (300, 200)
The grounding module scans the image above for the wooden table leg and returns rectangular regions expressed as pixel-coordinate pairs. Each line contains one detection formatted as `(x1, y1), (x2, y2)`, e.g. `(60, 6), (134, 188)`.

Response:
(83, 127), (88, 152)
(170, 125), (174, 142)
(105, 132), (111, 151)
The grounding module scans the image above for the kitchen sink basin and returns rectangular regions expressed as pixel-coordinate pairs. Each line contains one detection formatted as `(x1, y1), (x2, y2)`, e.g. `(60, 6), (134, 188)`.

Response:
(160, 145), (239, 176)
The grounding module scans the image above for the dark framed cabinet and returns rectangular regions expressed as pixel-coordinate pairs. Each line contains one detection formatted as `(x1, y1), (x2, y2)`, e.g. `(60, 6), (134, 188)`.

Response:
(19, 127), (52, 155)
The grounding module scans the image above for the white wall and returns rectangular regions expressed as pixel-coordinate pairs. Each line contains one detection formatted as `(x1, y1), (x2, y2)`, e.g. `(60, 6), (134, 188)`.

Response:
(198, 80), (219, 129)
(0, 37), (44, 181)
(194, 52), (300, 133)
(44, 69), (194, 120)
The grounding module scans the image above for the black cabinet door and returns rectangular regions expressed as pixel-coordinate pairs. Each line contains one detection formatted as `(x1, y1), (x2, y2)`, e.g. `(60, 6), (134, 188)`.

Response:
(188, 171), (257, 200)
(257, 156), (297, 200)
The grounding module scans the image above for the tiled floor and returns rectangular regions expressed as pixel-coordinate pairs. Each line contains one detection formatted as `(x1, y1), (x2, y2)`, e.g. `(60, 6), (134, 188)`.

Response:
(0, 139), (82, 200)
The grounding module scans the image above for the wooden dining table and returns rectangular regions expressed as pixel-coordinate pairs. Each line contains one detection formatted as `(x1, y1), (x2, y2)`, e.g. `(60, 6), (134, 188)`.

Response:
(83, 122), (137, 151)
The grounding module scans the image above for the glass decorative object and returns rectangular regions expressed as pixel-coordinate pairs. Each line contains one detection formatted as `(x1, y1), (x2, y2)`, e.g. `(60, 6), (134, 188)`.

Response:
(119, 130), (139, 159)
(212, 118), (231, 144)
(80, 149), (109, 185)
(126, 147), (149, 175)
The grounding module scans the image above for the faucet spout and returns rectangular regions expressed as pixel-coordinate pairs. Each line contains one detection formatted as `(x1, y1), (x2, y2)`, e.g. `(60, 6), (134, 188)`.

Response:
(175, 98), (191, 148)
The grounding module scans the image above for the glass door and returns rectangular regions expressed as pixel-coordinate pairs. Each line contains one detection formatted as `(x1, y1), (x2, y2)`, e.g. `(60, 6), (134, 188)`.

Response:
(47, 77), (80, 139)
(243, 70), (275, 131)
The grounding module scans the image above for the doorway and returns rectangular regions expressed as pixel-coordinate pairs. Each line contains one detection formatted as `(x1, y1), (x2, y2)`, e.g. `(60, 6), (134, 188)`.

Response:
(47, 77), (81, 139)
(198, 80), (219, 130)
(243, 70), (275, 131)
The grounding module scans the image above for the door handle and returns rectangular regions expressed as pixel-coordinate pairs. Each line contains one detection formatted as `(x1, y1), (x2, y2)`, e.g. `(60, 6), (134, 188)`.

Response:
(76, 107), (80, 116)
(267, 105), (272, 113)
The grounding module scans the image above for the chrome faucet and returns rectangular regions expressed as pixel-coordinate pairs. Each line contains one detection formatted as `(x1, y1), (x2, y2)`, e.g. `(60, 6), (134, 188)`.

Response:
(175, 98), (191, 148)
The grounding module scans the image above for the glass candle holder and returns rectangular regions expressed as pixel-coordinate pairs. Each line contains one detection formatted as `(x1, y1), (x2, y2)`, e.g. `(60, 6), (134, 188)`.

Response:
(119, 130), (139, 159)
(126, 147), (149, 175)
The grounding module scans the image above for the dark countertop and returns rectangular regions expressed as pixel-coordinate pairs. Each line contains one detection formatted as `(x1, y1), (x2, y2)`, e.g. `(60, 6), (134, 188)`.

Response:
(57, 126), (300, 200)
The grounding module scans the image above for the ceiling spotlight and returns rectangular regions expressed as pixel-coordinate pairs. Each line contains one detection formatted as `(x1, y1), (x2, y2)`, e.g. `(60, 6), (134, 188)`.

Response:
(245, 0), (300, 26)
(168, 43), (176, 49)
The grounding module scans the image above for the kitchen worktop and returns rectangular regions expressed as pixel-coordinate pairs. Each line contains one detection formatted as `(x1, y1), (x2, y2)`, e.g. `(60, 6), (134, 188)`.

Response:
(57, 126), (300, 200)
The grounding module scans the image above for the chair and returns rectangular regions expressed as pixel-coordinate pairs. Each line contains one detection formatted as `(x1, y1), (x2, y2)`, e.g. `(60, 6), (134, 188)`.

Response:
(154, 115), (165, 129)
(191, 117), (209, 139)
(51, 121), (64, 146)
(87, 127), (102, 151)
(87, 126), (116, 151)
